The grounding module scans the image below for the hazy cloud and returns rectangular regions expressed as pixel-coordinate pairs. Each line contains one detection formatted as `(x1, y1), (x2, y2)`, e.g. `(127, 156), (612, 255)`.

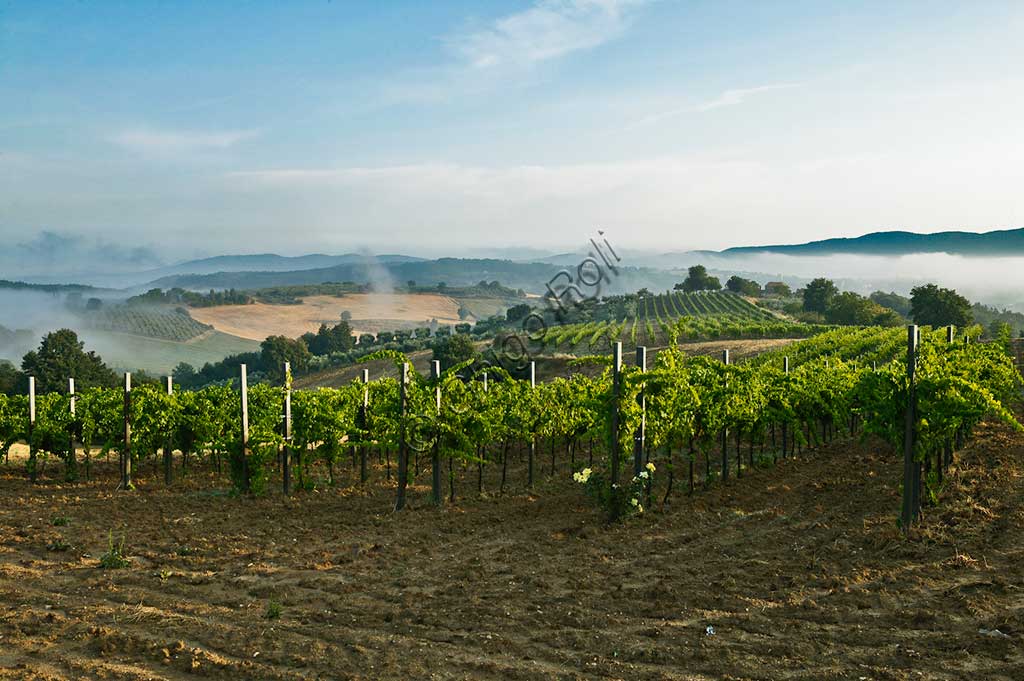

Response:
(446, 0), (645, 69)
(628, 83), (802, 129)
(109, 127), (260, 156)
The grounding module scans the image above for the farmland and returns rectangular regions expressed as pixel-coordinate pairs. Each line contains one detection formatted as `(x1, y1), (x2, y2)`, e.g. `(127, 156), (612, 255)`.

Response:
(0, 323), (1020, 679)
(1, 420), (1022, 679)
(190, 293), (475, 340)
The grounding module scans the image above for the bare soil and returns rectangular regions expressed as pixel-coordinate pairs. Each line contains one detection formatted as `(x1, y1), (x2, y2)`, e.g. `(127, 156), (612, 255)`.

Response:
(1, 422), (1023, 680)
(190, 294), (466, 341)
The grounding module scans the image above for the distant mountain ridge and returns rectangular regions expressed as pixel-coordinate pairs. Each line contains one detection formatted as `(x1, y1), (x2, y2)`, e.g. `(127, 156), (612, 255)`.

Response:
(715, 228), (1024, 257)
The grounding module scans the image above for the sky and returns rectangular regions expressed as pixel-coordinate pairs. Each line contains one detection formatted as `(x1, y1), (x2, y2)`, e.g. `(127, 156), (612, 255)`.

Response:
(2, 0), (1024, 261)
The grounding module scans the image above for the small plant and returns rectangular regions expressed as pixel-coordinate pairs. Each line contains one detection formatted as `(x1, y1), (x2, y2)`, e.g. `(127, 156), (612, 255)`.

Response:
(574, 462), (654, 521)
(51, 515), (71, 527)
(159, 569), (172, 582)
(99, 531), (131, 569)
(47, 538), (71, 552)
(176, 545), (199, 557)
(265, 600), (283, 620)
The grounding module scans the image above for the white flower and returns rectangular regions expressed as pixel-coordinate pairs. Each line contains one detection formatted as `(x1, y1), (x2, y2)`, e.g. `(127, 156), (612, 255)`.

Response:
(638, 471), (649, 480)
(574, 467), (592, 484)
(630, 498), (639, 507)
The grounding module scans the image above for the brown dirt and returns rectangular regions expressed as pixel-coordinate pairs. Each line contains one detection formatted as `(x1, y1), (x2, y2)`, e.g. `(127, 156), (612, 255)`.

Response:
(190, 294), (466, 341)
(2, 422), (1023, 680)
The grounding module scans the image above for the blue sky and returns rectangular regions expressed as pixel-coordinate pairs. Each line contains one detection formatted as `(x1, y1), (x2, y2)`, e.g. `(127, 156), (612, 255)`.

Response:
(2, 0), (1023, 259)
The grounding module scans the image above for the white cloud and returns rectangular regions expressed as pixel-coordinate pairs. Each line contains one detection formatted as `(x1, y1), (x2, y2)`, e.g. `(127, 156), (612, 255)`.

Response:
(109, 127), (260, 156)
(628, 83), (802, 129)
(446, 0), (645, 70)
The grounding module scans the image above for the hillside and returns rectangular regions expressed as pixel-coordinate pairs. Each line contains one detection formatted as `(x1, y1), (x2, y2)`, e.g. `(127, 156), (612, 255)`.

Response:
(716, 227), (1024, 257)
(148, 258), (682, 295)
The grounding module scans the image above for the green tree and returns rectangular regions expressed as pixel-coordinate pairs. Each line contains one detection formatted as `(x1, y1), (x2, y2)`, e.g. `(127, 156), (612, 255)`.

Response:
(431, 334), (479, 370)
(307, 321), (355, 356)
(506, 303), (532, 322)
(172, 362), (197, 387)
(677, 265), (721, 292)
(910, 284), (972, 327)
(824, 291), (901, 326)
(260, 335), (312, 382)
(726, 275), (761, 296)
(21, 329), (116, 393)
(869, 291), (911, 317)
(763, 281), (791, 297)
(0, 360), (19, 395)
(802, 278), (838, 314)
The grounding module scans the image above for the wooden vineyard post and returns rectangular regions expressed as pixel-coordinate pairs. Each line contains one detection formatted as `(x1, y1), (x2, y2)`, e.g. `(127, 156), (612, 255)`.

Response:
(68, 378), (77, 481)
(395, 362), (410, 511)
(28, 377), (36, 483)
(900, 325), (918, 531)
(164, 375), (173, 486)
(479, 371), (488, 493)
(528, 360), (536, 489)
(633, 346), (647, 478)
(721, 349), (729, 482)
(609, 343), (623, 508)
(121, 373), (133, 490)
(946, 325), (955, 343)
(359, 368), (369, 485)
(431, 360), (442, 506)
(240, 364), (250, 493)
(781, 356), (789, 460)
(283, 362), (293, 495)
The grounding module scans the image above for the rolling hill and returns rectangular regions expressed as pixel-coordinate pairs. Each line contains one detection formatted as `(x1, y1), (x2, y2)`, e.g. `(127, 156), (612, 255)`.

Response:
(714, 227), (1024, 257)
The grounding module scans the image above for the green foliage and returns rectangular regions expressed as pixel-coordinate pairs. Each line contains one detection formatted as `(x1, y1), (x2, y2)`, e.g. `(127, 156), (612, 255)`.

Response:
(726, 275), (761, 296)
(677, 265), (722, 292)
(21, 329), (117, 393)
(870, 291), (912, 317)
(99, 531), (131, 569)
(802, 278), (838, 314)
(305, 321), (355, 356)
(265, 600), (283, 619)
(431, 334), (479, 369)
(910, 284), (972, 327)
(260, 336), (312, 383)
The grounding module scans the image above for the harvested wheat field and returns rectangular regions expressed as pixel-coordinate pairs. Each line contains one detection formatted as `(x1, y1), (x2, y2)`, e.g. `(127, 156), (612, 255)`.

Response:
(2, 422), (1023, 680)
(190, 293), (465, 341)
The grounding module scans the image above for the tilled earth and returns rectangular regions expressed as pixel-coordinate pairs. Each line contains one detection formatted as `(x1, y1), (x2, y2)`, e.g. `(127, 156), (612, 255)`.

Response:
(1, 424), (1022, 680)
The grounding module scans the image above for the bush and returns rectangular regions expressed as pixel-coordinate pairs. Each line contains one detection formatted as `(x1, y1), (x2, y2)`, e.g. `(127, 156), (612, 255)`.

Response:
(573, 463), (654, 521)
(99, 531), (131, 569)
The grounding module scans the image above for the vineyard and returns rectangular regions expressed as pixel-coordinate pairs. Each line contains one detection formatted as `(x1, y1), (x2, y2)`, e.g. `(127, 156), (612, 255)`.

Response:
(536, 290), (822, 354)
(82, 306), (212, 342)
(2, 324), (1018, 527)
(2, 324), (1023, 679)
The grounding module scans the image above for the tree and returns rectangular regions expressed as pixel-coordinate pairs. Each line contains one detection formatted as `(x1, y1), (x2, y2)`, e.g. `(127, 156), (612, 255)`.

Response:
(0, 360), (19, 395)
(824, 291), (901, 326)
(802, 278), (838, 314)
(340, 310), (352, 321)
(260, 335), (312, 382)
(431, 334), (479, 369)
(21, 329), (117, 393)
(726, 276), (761, 296)
(678, 265), (721, 292)
(358, 333), (376, 346)
(910, 284), (972, 327)
(763, 281), (791, 297)
(506, 303), (531, 322)
(869, 291), (911, 317)
(407, 280), (416, 290)
(307, 321), (355, 356)
(457, 305), (471, 320)
(172, 362), (197, 386)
